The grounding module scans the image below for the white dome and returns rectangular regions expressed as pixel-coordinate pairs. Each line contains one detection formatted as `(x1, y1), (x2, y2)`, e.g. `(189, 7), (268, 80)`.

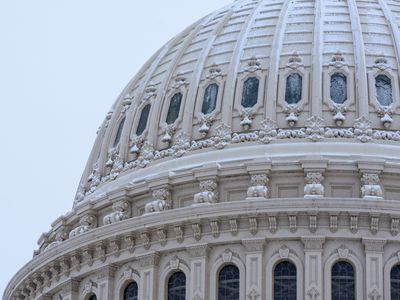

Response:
(5, 0), (400, 299)
(75, 0), (400, 205)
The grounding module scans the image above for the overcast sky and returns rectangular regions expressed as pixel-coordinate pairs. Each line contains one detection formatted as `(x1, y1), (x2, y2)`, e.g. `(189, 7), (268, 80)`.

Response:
(0, 0), (232, 294)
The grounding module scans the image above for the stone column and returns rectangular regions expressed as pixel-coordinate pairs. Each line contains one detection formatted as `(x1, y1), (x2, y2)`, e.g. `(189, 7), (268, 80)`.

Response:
(301, 236), (325, 300)
(187, 244), (209, 300)
(363, 238), (386, 300)
(139, 252), (160, 300)
(60, 279), (79, 300)
(96, 265), (117, 300)
(242, 238), (265, 300)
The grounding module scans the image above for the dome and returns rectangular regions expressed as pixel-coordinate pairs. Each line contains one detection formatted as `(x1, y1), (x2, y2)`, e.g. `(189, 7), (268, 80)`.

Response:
(5, 0), (400, 299)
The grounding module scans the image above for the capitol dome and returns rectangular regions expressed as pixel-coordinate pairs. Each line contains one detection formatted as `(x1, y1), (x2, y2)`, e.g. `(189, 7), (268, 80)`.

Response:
(5, 0), (400, 299)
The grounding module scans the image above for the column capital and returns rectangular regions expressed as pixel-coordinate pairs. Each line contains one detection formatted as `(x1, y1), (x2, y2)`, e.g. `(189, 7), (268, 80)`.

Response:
(242, 238), (265, 253)
(139, 252), (160, 268)
(187, 243), (210, 258)
(362, 238), (386, 253)
(60, 279), (80, 295)
(301, 236), (326, 250)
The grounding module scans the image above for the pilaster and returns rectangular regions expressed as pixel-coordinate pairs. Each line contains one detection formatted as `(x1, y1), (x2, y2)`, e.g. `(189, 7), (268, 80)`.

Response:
(363, 238), (386, 300)
(242, 238), (265, 300)
(301, 236), (325, 300)
(96, 265), (117, 300)
(139, 252), (160, 300)
(187, 243), (210, 300)
(60, 279), (80, 300)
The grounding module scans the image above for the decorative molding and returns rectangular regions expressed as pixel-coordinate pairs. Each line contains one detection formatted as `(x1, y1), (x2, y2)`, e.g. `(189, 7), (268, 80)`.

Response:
(247, 174), (269, 199)
(242, 238), (265, 253)
(279, 246), (290, 259)
(301, 236), (325, 250)
(337, 246), (349, 259)
(194, 179), (218, 205)
(304, 172), (324, 199)
(362, 238), (386, 253)
(361, 173), (383, 200)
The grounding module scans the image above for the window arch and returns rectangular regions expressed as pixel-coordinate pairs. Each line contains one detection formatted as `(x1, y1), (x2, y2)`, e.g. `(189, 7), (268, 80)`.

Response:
(332, 261), (355, 300)
(166, 93), (183, 124)
(167, 271), (186, 300)
(218, 264), (240, 300)
(391, 265), (400, 299)
(285, 73), (302, 104)
(202, 83), (219, 114)
(375, 74), (393, 106)
(113, 118), (125, 147)
(124, 281), (138, 300)
(274, 261), (297, 300)
(330, 73), (347, 104)
(242, 77), (259, 108)
(88, 296), (97, 300)
(136, 104), (151, 136)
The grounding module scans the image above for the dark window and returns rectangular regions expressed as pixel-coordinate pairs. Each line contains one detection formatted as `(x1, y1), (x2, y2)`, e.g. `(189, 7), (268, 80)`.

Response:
(375, 74), (393, 106)
(136, 104), (151, 135)
(124, 282), (138, 300)
(274, 261), (297, 300)
(113, 118), (125, 147)
(242, 77), (259, 108)
(166, 93), (183, 124)
(202, 83), (219, 114)
(330, 73), (347, 104)
(168, 271), (186, 300)
(218, 265), (240, 300)
(391, 265), (400, 299)
(332, 261), (355, 300)
(285, 73), (302, 104)
(88, 296), (97, 300)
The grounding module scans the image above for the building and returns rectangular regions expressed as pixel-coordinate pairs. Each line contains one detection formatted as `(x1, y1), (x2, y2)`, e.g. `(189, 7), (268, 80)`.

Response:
(4, 0), (400, 298)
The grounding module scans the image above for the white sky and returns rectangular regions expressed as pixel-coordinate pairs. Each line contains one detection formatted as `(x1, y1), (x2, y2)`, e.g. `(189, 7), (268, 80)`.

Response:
(0, 0), (232, 295)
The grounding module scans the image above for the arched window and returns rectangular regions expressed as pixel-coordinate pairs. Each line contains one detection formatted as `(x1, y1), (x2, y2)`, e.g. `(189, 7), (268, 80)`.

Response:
(375, 74), (393, 106)
(242, 77), (259, 108)
(330, 73), (347, 104)
(124, 282), (138, 300)
(285, 73), (302, 104)
(391, 265), (400, 299)
(136, 104), (151, 135)
(167, 271), (186, 300)
(202, 83), (219, 114)
(166, 93), (182, 124)
(113, 118), (125, 147)
(331, 261), (355, 300)
(218, 265), (240, 300)
(88, 296), (97, 300)
(274, 261), (297, 300)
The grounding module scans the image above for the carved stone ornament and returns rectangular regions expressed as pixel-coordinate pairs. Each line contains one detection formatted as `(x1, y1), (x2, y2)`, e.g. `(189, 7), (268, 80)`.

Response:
(103, 200), (130, 225)
(269, 216), (277, 233)
(206, 62), (223, 79)
(244, 56), (261, 73)
(304, 172), (324, 199)
(139, 253), (160, 268)
(141, 232), (151, 250)
(283, 104), (302, 127)
(124, 235), (135, 253)
(330, 103), (347, 126)
(354, 117), (373, 143)
(193, 179), (218, 205)
(109, 238), (121, 257)
(391, 218), (400, 236)
(198, 112), (215, 137)
(174, 225), (184, 243)
(169, 256), (180, 270)
(121, 96), (132, 114)
(302, 236), (325, 250)
(87, 162), (101, 194)
(249, 215), (258, 235)
(259, 118), (278, 144)
(143, 81), (157, 101)
(192, 223), (202, 241)
(377, 105), (394, 128)
(161, 123), (176, 144)
(240, 107), (255, 130)
(350, 215), (358, 233)
(247, 174), (269, 198)
(210, 219), (220, 238)
(222, 249), (233, 263)
(172, 132), (191, 157)
(247, 288), (260, 300)
(309, 215), (318, 233)
(230, 218), (239, 236)
(287, 51), (304, 69)
(279, 246), (290, 259)
(305, 116), (325, 142)
(329, 50), (347, 68)
(370, 216), (380, 234)
(361, 173), (383, 200)
(157, 228), (167, 246)
(330, 215), (338, 233)
(105, 147), (124, 180)
(129, 134), (144, 157)
(307, 287), (320, 300)
(74, 183), (86, 204)
(213, 123), (232, 149)
(338, 246), (349, 259)
(45, 228), (69, 251)
(171, 72), (188, 90)
(373, 54), (390, 71)
(145, 187), (170, 214)
(368, 288), (382, 300)
(69, 214), (97, 238)
(289, 215), (297, 233)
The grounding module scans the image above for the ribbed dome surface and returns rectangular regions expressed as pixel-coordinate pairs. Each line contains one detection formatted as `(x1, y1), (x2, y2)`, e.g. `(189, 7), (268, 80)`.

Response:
(75, 0), (400, 205)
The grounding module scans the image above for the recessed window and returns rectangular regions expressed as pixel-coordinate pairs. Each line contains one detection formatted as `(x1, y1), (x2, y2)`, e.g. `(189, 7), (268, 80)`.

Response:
(166, 93), (183, 124)
(136, 104), (151, 136)
(330, 73), (347, 104)
(285, 73), (302, 104)
(202, 83), (219, 114)
(168, 271), (186, 300)
(391, 265), (400, 299)
(274, 261), (296, 300)
(242, 77), (259, 108)
(113, 118), (125, 147)
(218, 265), (240, 300)
(332, 261), (355, 300)
(88, 296), (97, 300)
(124, 282), (138, 300)
(375, 74), (393, 106)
